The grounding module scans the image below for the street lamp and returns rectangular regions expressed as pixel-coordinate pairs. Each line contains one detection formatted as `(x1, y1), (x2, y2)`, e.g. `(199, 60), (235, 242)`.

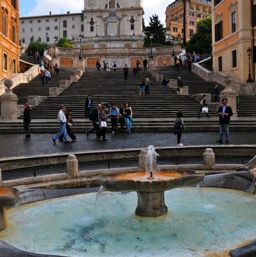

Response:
(53, 36), (58, 58)
(150, 34), (153, 58)
(247, 47), (253, 83)
(78, 35), (82, 59)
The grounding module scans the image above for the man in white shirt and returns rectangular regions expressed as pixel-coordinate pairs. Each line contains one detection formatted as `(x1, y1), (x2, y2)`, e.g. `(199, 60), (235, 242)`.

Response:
(52, 105), (69, 144)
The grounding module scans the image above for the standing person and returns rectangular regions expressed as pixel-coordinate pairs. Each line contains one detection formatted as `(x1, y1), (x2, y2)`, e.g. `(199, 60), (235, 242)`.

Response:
(176, 76), (183, 95)
(110, 103), (120, 133)
(103, 61), (107, 71)
(175, 58), (180, 71)
(139, 77), (146, 95)
(145, 77), (150, 95)
(213, 85), (219, 102)
(216, 98), (233, 144)
(123, 64), (129, 80)
(52, 105), (69, 144)
(96, 60), (101, 71)
(97, 105), (108, 141)
(162, 76), (170, 95)
(173, 110), (185, 146)
(132, 65), (138, 79)
(124, 102), (133, 133)
(84, 95), (93, 118)
(198, 95), (209, 118)
(119, 103), (125, 130)
(143, 58), (148, 71)
(54, 63), (60, 76)
(112, 61), (117, 71)
(23, 102), (31, 138)
(59, 109), (77, 142)
(87, 104), (101, 137)
(44, 69), (51, 84)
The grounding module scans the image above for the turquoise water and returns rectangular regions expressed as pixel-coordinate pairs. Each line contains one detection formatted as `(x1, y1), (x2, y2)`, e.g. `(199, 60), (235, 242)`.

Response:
(1, 188), (256, 257)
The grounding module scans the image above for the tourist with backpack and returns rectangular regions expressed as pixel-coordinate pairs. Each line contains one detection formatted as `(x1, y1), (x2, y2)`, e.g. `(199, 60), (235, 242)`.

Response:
(110, 103), (120, 133)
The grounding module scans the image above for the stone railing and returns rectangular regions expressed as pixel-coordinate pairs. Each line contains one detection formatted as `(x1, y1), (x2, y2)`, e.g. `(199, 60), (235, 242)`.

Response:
(0, 65), (40, 96)
(192, 57), (214, 82)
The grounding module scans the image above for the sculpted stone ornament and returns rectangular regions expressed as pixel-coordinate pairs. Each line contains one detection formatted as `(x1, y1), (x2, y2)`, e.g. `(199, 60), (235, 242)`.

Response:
(88, 0), (96, 8)
(4, 79), (13, 93)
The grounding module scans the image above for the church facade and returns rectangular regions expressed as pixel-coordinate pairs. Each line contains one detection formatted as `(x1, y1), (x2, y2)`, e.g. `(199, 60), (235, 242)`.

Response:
(20, 0), (144, 48)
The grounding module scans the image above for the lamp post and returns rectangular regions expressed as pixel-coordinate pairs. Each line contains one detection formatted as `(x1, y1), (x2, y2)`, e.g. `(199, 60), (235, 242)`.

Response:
(79, 35), (82, 59)
(53, 36), (57, 58)
(150, 34), (153, 58)
(247, 47), (253, 83)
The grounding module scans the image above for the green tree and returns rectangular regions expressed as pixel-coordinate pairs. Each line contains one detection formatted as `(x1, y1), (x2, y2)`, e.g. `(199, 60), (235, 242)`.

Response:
(144, 15), (166, 47)
(186, 16), (212, 55)
(57, 38), (73, 48)
(27, 41), (47, 56)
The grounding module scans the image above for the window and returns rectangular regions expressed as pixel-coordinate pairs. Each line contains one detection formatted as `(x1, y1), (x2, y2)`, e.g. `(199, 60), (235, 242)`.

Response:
(38, 37), (41, 42)
(81, 24), (84, 32)
(63, 30), (67, 38)
(189, 21), (194, 26)
(29, 20), (33, 24)
(46, 19), (49, 22)
(21, 20), (25, 24)
(22, 28), (25, 32)
(232, 50), (237, 68)
(12, 25), (16, 43)
(72, 25), (75, 29)
(22, 38), (25, 43)
(54, 18), (58, 22)
(63, 20), (67, 27)
(189, 29), (194, 37)
(11, 0), (17, 9)
(3, 16), (7, 37)
(30, 28), (33, 32)
(38, 27), (41, 31)
(173, 27), (178, 32)
(3, 54), (7, 70)
(215, 21), (223, 42)
(231, 12), (236, 33)
(214, 0), (223, 6)
(218, 56), (222, 71)
(54, 26), (59, 30)
(46, 27), (50, 31)
(90, 18), (94, 32)
(12, 59), (16, 74)
(38, 20), (41, 23)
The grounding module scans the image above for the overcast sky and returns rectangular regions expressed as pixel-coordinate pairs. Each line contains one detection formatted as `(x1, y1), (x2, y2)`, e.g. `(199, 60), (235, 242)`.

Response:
(19, 0), (175, 26)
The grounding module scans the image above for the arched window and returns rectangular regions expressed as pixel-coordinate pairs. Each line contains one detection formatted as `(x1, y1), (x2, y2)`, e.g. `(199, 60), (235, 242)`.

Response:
(90, 18), (94, 32)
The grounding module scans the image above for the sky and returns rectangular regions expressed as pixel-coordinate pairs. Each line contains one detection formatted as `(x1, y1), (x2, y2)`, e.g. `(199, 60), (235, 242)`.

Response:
(19, 0), (175, 26)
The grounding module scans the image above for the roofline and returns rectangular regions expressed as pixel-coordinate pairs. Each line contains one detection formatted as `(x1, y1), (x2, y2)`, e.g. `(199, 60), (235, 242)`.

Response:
(20, 12), (83, 19)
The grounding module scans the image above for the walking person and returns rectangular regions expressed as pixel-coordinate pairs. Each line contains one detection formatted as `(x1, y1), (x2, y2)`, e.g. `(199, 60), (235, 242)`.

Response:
(84, 95), (93, 118)
(23, 102), (31, 138)
(173, 110), (185, 146)
(96, 60), (101, 71)
(110, 103), (120, 133)
(52, 105), (69, 144)
(143, 58), (148, 71)
(112, 62), (117, 71)
(119, 103), (125, 130)
(44, 69), (51, 84)
(176, 76), (183, 95)
(139, 77), (146, 95)
(132, 65), (138, 80)
(123, 64), (129, 80)
(124, 102), (133, 133)
(216, 98), (233, 144)
(198, 95), (210, 118)
(87, 104), (101, 137)
(97, 105), (108, 141)
(145, 77), (150, 95)
(162, 76), (170, 95)
(59, 109), (77, 142)
(54, 63), (60, 76)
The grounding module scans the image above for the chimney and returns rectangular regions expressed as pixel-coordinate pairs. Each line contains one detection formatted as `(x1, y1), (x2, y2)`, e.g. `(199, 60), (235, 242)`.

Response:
(49, 11), (51, 15)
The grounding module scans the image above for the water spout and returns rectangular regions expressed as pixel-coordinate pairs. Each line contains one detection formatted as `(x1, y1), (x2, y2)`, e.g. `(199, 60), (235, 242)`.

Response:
(145, 145), (159, 179)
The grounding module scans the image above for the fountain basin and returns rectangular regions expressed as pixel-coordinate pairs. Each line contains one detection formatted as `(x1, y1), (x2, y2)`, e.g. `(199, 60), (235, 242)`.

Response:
(101, 171), (204, 217)
(0, 186), (19, 231)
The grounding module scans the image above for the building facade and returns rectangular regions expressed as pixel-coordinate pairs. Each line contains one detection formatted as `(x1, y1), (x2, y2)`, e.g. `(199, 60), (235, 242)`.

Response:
(212, 0), (255, 86)
(0, 0), (20, 81)
(20, 0), (144, 47)
(165, 0), (212, 42)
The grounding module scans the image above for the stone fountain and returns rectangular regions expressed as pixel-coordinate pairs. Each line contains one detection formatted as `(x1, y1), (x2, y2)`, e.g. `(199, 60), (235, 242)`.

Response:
(0, 186), (19, 231)
(101, 145), (204, 217)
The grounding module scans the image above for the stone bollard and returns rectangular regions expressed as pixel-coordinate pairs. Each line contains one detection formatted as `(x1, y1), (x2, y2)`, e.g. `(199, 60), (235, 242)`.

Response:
(0, 79), (18, 120)
(138, 149), (147, 171)
(203, 148), (215, 169)
(66, 154), (78, 178)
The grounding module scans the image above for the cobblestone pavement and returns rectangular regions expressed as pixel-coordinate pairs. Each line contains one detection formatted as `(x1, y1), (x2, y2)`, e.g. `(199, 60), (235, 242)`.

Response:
(1, 131), (256, 158)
